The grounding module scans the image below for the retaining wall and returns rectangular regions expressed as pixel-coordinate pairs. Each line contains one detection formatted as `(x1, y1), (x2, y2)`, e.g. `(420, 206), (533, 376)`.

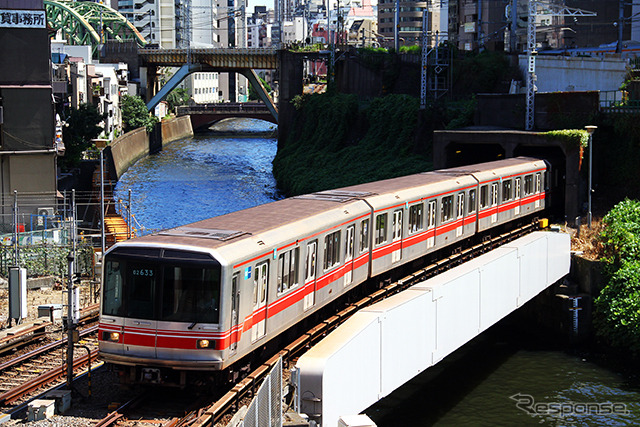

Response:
(107, 116), (194, 181)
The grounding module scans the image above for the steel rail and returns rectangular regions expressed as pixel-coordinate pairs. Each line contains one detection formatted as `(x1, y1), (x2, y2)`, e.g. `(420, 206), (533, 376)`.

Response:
(0, 325), (98, 373)
(93, 394), (148, 427)
(189, 222), (539, 426)
(0, 348), (99, 405)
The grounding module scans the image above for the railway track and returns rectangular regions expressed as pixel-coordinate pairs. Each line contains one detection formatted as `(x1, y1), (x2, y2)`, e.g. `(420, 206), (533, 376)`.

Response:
(0, 323), (100, 408)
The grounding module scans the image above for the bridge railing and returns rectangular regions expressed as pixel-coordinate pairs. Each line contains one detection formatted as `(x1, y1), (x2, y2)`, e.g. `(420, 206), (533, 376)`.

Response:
(176, 103), (270, 115)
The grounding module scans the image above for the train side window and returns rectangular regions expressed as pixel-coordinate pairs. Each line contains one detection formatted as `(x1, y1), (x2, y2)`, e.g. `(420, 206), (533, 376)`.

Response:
(441, 195), (453, 223)
(409, 203), (424, 234)
(524, 175), (533, 195)
(490, 183), (498, 206)
(457, 193), (465, 219)
(515, 177), (521, 199)
(480, 185), (488, 208)
(323, 230), (341, 270)
(468, 189), (476, 213)
(375, 213), (388, 245)
(535, 173), (542, 193)
(304, 240), (317, 283)
(359, 219), (370, 253)
(277, 247), (299, 294)
(502, 180), (512, 202)
(427, 200), (436, 228)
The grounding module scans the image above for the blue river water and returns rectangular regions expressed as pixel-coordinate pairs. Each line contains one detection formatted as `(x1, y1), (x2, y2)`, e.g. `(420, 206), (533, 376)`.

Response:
(114, 118), (282, 233)
(114, 118), (640, 426)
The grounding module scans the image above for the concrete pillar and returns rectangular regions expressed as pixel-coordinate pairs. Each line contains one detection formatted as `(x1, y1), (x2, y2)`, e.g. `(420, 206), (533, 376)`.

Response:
(277, 51), (304, 150)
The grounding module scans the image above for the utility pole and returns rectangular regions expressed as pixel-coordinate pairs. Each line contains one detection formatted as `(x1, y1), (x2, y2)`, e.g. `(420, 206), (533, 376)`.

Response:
(525, 0), (536, 131)
(616, 0), (624, 54)
(525, 2), (597, 131)
(510, 0), (518, 53)
(420, 8), (429, 110)
(66, 252), (75, 388)
(394, 0), (399, 52)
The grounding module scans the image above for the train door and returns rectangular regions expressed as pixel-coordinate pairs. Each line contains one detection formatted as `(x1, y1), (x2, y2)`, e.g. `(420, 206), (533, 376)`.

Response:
(392, 210), (403, 263)
(456, 192), (465, 237)
(514, 177), (522, 215)
(344, 225), (355, 286)
(229, 273), (240, 354)
(303, 240), (317, 311)
(535, 173), (542, 208)
(427, 200), (436, 248)
(490, 182), (499, 223)
(251, 261), (268, 342)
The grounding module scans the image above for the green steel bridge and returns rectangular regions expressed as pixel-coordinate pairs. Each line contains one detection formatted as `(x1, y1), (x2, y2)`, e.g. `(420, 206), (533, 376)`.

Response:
(44, 0), (146, 57)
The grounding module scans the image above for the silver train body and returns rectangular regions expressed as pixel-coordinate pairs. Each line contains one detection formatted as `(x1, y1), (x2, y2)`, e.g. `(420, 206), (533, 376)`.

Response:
(98, 157), (547, 384)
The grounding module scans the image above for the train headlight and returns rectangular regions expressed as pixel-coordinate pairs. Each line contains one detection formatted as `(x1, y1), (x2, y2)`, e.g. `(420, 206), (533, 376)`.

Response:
(197, 339), (212, 349)
(102, 331), (120, 342)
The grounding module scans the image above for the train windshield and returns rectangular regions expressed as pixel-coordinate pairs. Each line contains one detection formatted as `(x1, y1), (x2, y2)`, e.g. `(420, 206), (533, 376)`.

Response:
(102, 248), (221, 324)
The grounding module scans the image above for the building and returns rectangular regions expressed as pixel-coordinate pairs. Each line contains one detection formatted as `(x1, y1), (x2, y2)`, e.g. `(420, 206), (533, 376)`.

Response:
(0, 0), (60, 231)
(377, 0), (427, 47)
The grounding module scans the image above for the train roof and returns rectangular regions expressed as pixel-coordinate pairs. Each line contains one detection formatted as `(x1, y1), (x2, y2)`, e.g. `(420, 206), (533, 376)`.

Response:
(118, 157), (543, 252)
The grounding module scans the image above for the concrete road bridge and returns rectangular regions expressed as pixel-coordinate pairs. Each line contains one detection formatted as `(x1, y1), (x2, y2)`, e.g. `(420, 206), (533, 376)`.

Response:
(176, 103), (276, 131)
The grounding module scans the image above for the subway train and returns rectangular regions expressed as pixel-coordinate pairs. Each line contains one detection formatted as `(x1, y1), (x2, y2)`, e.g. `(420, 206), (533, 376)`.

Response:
(98, 157), (548, 386)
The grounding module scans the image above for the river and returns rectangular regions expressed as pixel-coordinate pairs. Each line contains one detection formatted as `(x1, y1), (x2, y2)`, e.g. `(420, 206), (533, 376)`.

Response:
(114, 118), (640, 426)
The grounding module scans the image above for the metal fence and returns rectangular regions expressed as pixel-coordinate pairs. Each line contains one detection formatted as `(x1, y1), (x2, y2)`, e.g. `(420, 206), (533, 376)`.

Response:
(0, 189), (134, 279)
(228, 357), (283, 427)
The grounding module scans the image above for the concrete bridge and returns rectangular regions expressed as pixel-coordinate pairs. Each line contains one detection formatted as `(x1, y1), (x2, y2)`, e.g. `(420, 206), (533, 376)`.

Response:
(140, 48), (288, 126)
(176, 103), (277, 131)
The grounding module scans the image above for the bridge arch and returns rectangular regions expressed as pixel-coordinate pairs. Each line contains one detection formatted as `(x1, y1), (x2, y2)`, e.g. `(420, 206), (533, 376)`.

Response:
(45, 0), (146, 57)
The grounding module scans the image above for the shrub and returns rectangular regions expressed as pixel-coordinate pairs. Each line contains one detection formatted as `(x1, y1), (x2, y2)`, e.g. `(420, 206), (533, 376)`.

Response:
(594, 199), (640, 354)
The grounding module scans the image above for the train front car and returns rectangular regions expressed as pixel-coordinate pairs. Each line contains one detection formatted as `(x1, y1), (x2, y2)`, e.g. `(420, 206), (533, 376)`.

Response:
(99, 244), (226, 386)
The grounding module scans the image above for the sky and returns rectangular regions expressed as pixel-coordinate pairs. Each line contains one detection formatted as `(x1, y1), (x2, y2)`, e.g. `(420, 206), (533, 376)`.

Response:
(246, 0), (274, 14)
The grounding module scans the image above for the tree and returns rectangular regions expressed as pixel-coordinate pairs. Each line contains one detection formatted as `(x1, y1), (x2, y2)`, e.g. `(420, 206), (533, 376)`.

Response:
(166, 88), (190, 111)
(60, 104), (105, 170)
(121, 94), (158, 133)
(248, 76), (272, 101)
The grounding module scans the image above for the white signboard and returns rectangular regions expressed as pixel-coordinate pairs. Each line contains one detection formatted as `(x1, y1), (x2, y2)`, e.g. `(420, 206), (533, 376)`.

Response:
(0, 10), (46, 28)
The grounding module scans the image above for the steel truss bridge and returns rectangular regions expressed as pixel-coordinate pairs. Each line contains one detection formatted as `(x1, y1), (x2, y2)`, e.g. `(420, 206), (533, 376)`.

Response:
(44, 0), (146, 57)
(141, 48), (280, 122)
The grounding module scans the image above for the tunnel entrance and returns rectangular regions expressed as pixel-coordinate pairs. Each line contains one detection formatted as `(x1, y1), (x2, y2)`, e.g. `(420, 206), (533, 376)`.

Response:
(514, 146), (567, 220)
(445, 143), (506, 167)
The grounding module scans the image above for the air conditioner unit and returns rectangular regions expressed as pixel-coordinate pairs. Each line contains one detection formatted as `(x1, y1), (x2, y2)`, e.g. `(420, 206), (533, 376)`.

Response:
(38, 207), (55, 217)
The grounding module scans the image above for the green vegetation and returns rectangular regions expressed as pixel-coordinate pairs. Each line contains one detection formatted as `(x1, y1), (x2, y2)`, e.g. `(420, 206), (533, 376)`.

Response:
(544, 129), (590, 148)
(60, 104), (105, 170)
(166, 87), (190, 111)
(274, 93), (475, 195)
(594, 199), (640, 354)
(249, 76), (272, 101)
(0, 244), (94, 278)
(121, 94), (158, 133)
